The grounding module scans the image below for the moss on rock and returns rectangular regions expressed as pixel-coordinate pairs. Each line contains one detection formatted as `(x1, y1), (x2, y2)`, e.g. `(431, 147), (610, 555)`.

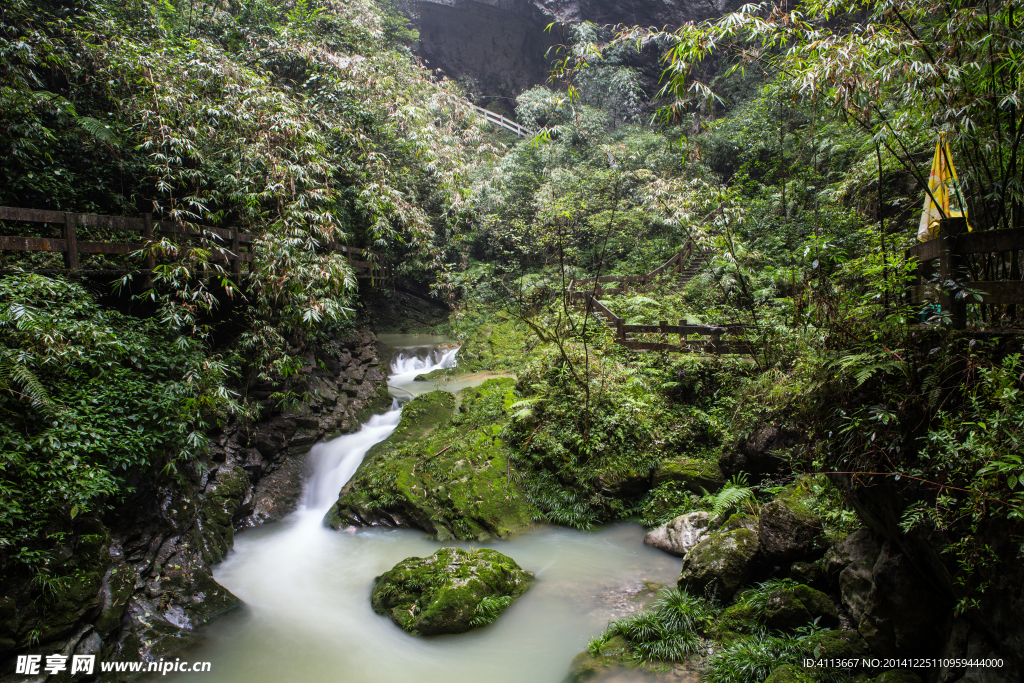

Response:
(804, 629), (869, 658)
(370, 547), (532, 635)
(414, 367), (456, 382)
(763, 664), (817, 683)
(653, 457), (724, 492)
(714, 601), (760, 635)
(678, 528), (759, 600)
(764, 584), (839, 631)
(325, 380), (538, 541)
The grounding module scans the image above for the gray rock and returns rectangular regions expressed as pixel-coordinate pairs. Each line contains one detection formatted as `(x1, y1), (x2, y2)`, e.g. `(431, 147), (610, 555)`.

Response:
(758, 497), (823, 563)
(644, 511), (712, 557)
(836, 530), (948, 657)
(720, 423), (800, 477)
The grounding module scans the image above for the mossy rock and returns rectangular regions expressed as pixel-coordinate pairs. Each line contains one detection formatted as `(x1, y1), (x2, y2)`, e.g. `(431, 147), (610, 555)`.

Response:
(804, 629), (869, 658)
(653, 457), (724, 492)
(874, 671), (922, 683)
(563, 635), (632, 682)
(414, 367), (456, 382)
(722, 513), (758, 532)
(764, 584), (839, 631)
(382, 390), (457, 445)
(763, 664), (816, 683)
(714, 601), (760, 635)
(327, 379), (538, 540)
(759, 479), (825, 563)
(371, 547), (532, 636)
(678, 528), (759, 601)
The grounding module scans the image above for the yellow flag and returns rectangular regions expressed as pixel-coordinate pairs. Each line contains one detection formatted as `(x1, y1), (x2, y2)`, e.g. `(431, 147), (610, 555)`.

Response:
(918, 134), (969, 241)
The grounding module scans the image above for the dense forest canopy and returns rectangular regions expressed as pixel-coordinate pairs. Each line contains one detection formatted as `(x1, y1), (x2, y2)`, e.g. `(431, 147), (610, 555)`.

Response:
(2, 0), (1024, 679)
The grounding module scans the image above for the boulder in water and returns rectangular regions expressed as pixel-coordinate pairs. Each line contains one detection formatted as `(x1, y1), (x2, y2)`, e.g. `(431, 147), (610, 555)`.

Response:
(371, 547), (532, 635)
(643, 511), (712, 557)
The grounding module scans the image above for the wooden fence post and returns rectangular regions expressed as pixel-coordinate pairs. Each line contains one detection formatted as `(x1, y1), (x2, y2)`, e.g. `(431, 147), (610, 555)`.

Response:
(616, 319), (624, 341)
(62, 213), (79, 272)
(230, 228), (241, 275)
(142, 213), (155, 287)
(679, 319), (686, 345)
(939, 217), (969, 329)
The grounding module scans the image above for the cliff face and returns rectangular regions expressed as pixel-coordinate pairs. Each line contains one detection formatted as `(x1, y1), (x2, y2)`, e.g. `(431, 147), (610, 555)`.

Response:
(407, 0), (740, 98)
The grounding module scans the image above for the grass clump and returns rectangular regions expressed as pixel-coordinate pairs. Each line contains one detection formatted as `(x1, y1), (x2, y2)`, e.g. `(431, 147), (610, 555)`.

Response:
(588, 588), (719, 664)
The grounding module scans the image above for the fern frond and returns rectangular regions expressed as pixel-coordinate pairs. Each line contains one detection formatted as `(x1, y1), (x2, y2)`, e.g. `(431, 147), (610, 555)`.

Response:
(77, 116), (122, 146)
(0, 350), (55, 411)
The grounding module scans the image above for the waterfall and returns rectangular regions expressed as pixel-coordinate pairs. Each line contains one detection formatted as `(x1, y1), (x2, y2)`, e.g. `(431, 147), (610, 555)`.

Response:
(298, 345), (457, 514)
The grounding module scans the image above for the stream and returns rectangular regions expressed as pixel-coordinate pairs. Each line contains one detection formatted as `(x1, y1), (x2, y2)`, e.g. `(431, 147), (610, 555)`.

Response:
(155, 337), (680, 682)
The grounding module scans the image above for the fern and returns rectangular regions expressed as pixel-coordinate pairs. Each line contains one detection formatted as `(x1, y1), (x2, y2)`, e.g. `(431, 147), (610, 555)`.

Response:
(833, 351), (905, 387)
(76, 116), (122, 146)
(509, 397), (543, 421)
(0, 349), (55, 411)
(701, 475), (755, 519)
(469, 595), (514, 627)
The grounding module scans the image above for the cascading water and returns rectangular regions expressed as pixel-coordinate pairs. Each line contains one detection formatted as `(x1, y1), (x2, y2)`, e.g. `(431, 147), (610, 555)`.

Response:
(154, 336), (680, 683)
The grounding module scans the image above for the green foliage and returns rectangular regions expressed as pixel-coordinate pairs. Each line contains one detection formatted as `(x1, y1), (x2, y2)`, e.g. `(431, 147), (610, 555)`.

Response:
(701, 475), (756, 520)
(470, 595), (515, 627)
(589, 588), (717, 663)
(0, 275), (233, 576)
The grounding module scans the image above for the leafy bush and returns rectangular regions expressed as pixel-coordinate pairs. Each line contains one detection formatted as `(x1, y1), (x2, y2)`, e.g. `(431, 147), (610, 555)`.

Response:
(0, 275), (233, 576)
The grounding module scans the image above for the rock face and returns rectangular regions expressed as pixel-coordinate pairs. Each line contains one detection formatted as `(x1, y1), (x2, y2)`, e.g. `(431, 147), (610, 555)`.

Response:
(371, 547), (532, 635)
(832, 529), (949, 657)
(325, 380), (537, 541)
(0, 328), (392, 670)
(677, 528), (759, 600)
(643, 511), (711, 557)
(405, 0), (743, 99)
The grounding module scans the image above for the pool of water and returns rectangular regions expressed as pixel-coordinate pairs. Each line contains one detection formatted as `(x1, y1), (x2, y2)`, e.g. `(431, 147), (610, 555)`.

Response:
(153, 335), (679, 682)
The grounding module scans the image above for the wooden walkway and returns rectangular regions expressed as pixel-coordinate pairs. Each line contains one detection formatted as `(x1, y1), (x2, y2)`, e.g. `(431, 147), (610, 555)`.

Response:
(570, 241), (749, 354)
(0, 206), (390, 284)
(469, 104), (535, 138)
(907, 217), (1024, 327)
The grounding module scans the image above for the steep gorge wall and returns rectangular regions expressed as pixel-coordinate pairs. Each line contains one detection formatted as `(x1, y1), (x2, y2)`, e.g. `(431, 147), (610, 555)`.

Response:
(405, 0), (741, 99)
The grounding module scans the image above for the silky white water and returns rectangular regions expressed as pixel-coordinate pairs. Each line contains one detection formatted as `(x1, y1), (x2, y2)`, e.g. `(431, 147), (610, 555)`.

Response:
(154, 337), (679, 683)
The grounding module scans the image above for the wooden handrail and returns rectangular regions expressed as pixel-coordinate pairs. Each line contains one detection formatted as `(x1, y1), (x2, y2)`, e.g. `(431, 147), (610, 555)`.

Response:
(0, 205), (391, 283)
(468, 104), (535, 138)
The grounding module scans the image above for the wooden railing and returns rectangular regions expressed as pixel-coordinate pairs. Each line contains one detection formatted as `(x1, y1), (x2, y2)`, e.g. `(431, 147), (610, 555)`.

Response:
(567, 240), (747, 354)
(0, 206), (253, 275)
(581, 294), (748, 354)
(568, 240), (698, 300)
(0, 206), (389, 284)
(906, 217), (1024, 327)
(469, 104), (535, 138)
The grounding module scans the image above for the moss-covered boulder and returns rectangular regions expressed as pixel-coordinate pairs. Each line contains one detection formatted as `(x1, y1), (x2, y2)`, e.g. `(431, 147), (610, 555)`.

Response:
(763, 664), (816, 683)
(678, 528), (759, 600)
(564, 635), (632, 683)
(371, 547), (532, 635)
(804, 629), (869, 658)
(714, 601), (759, 635)
(414, 367), (456, 382)
(325, 380), (538, 541)
(764, 583), (839, 631)
(759, 479), (825, 563)
(652, 457), (724, 492)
